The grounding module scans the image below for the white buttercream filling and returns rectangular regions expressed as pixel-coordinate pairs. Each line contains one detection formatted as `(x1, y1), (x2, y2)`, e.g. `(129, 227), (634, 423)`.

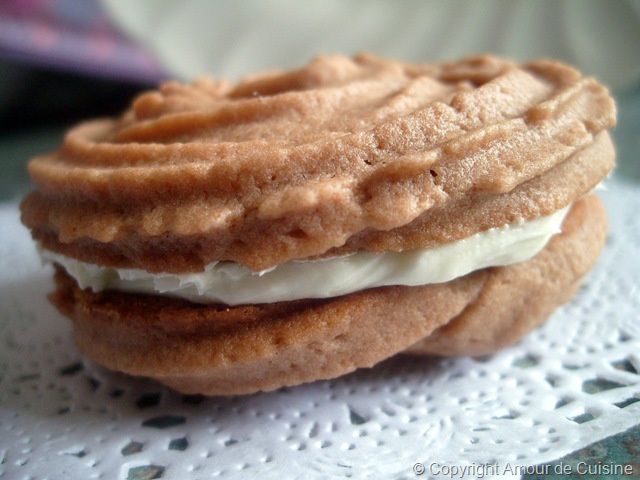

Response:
(40, 206), (570, 305)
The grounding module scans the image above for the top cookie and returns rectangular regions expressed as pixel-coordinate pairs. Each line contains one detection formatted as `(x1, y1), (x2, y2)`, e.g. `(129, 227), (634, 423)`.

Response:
(21, 54), (616, 272)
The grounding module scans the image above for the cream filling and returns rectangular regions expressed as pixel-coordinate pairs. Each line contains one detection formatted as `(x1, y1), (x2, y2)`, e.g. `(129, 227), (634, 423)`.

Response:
(40, 206), (570, 305)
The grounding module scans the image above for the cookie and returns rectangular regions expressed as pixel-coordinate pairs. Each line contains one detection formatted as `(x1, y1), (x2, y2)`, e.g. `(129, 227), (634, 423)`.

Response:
(20, 54), (616, 395)
(21, 54), (615, 272)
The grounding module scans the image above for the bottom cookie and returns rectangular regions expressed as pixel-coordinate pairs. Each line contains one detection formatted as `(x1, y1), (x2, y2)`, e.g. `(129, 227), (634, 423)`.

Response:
(50, 196), (606, 396)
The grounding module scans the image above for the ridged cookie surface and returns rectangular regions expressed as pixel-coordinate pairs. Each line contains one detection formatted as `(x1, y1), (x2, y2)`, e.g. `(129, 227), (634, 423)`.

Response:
(22, 54), (615, 272)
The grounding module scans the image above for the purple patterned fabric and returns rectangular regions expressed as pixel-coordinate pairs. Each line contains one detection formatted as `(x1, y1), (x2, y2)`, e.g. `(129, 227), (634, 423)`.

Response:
(0, 0), (167, 83)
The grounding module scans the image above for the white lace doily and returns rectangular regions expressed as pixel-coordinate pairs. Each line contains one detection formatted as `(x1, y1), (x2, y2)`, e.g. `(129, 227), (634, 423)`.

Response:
(1, 178), (638, 480)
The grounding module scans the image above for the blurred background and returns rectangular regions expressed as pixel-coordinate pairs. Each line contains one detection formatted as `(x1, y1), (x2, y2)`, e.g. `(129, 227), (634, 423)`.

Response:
(1, 0), (639, 200)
